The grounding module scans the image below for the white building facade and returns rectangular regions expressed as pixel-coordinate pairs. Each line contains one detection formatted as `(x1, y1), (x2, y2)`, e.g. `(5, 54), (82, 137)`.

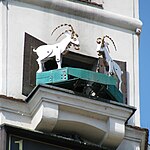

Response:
(0, 0), (148, 150)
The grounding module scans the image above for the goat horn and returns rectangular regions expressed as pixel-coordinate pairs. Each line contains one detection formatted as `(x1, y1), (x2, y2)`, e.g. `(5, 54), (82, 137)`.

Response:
(56, 32), (65, 41)
(56, 30), (72, 41)
(96, 37), (102, 44)
(104, 35), (117, 51)
(68, 24), (74, 31)
(51, 24), (74, 36)
(51, 25), (61, 36)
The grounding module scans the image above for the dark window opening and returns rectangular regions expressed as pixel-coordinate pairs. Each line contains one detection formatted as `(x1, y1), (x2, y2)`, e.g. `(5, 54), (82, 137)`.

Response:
(22, 33), (46, 96)
(43, 57), (58, 71)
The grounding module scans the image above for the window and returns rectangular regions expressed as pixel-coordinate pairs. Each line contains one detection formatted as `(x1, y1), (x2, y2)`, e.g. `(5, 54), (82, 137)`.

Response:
(22, 33), (98, 96)
(22, 33), (127, 104)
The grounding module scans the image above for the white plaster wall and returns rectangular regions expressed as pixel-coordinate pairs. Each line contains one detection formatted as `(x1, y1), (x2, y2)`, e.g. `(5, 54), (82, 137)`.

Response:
(102, 0), (139, 19)
(103, 0), (133, 17)
(0, 2), (2, 94)
(117, 139), (140, 150)
(70, 0), (137, 18)
(0, 1), (140, 125)
(0, 1), (8, 96)
(78, 0), (135, 18)
(117, 126), (147, 150)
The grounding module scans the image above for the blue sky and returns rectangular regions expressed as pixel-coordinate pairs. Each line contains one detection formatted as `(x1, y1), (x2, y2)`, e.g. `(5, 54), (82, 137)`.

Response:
(139, 0), (150, 140)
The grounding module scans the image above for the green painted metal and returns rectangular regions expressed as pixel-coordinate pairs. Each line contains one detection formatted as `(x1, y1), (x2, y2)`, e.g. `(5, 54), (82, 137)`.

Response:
(67, 67), (117, 86)
(106, 85), (123, 103)
(36, 68), (69, 85)
(36, 67), (117, 86)
(36, 67), (123, 103)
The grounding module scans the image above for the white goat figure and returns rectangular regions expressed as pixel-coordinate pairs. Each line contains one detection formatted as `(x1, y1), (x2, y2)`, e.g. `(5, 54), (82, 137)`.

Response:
(33, 24), (80, 73)
(96, 35), (123, 92)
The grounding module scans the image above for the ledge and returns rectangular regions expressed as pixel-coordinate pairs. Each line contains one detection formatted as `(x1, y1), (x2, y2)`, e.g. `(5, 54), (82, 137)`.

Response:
(27, 85), (135, 149)
(118, 125), (148, 150)
(12, 0), (142, 32)
(0, 85), (136, 149)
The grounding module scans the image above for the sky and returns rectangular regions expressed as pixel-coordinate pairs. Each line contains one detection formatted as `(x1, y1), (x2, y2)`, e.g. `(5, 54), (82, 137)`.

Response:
(139, 0), (150, 141)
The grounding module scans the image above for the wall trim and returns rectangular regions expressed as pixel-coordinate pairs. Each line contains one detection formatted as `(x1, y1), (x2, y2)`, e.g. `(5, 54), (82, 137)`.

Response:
(13, 0), (142, 32)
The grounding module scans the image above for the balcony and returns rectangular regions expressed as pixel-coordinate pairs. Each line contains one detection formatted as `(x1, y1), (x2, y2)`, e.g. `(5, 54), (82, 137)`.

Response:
(26, 84), (135, 149)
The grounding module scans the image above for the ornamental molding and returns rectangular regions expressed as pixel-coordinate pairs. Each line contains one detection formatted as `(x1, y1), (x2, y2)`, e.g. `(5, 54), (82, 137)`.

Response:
(11, 0), (142, 32)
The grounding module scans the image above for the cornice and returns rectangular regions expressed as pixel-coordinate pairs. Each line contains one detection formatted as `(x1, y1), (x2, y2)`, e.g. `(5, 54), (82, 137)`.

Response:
(13, 0), (142, 32)
(125, 125), (148, 150)
(27, 85), (135, 148)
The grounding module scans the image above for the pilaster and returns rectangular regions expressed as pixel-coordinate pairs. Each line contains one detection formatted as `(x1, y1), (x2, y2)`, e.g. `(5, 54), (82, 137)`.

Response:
(0, 1), (8, 95)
